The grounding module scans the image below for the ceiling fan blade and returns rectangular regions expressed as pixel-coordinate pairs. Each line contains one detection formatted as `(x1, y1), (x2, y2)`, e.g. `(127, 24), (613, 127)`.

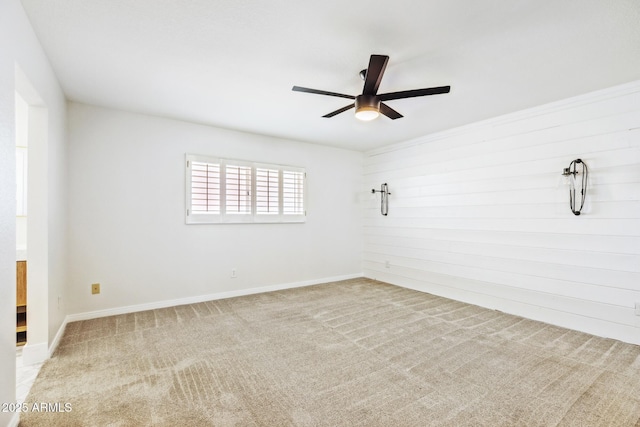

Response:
(292, 86), (355, 100)
(322, 103), (355, 118)
(380, 103), (403, 120)
(362, 55), (389, 96)
(379, 85), (451, 101)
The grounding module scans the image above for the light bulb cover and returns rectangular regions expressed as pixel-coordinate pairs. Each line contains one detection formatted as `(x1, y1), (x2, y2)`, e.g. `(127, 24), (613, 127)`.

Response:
(355, 108), (379, 121)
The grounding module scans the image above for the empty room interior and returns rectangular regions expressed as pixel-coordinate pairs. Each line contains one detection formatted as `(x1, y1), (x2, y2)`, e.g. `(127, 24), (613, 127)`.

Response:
(1, 0), (640, 426)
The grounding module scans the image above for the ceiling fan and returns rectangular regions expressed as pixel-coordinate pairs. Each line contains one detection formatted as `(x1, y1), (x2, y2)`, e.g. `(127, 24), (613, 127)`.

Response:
(292, 54), (450, 121)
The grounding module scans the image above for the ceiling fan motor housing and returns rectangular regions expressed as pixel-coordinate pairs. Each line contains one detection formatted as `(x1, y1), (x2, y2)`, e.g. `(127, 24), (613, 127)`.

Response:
(355, 94), (380, 112)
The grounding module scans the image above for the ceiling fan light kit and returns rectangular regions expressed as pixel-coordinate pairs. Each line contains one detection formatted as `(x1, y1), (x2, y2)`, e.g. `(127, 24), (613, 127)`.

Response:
(354, 95), (381, 121)
(293, 54), (451, 121)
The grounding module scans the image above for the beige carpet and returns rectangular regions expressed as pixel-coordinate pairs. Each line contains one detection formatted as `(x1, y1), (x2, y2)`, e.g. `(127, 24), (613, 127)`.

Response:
(19, 278), (640, 426)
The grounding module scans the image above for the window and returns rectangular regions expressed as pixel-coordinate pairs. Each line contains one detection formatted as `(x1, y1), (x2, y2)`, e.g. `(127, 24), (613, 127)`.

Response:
(256, 167), (279, 215)
(283, 170), (305, 215)
(225, 164), (252, 215)
(186, 154), (306, 224)
(190, 160), (221, 214)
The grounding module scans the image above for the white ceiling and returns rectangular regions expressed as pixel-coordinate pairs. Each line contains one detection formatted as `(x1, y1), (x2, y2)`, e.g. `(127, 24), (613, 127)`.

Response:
(20, 0), (640, 151)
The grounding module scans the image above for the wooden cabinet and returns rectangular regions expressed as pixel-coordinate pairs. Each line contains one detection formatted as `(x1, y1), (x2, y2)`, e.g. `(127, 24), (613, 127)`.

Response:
(16, 261), (27, 346)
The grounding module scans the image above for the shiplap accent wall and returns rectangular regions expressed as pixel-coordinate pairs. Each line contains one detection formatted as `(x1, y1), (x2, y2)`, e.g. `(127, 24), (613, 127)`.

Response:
(363, 81), (640, 345)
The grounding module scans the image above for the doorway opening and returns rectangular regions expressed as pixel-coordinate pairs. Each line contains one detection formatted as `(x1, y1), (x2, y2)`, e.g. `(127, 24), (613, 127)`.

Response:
(14, 64), (49, 389)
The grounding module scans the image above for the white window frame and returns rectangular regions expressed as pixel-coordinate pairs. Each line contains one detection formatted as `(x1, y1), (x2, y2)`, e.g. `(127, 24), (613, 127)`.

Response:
(186, 154), (306, 224)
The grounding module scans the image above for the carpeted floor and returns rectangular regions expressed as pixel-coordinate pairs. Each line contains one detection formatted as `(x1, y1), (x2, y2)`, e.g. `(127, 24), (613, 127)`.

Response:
(19, 278), (640, 426)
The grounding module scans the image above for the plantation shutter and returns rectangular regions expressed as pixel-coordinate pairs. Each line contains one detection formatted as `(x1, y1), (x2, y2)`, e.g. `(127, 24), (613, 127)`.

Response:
(283, 170), (305, 215)
(256, 167), (280, 215)
(190, 161), (221, 214)
(187, 154), (305, 224)
(225, 164), (252, 215)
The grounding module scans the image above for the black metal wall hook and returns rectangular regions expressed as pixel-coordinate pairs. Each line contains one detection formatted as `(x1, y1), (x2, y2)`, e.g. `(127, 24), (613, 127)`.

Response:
(372, 183), (391, 216)
(562, 159), (588, 215)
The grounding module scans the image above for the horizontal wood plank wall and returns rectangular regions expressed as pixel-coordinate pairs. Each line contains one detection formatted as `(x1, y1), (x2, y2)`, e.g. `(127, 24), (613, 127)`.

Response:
(363, 81), (640, 345)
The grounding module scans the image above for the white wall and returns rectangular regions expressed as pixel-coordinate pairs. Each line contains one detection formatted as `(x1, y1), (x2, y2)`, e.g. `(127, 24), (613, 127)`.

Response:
(15, 92), (28, 251)
(0, 0), (68, 425)
(364, 81), (640, 345)
(67, 103), (362, 315)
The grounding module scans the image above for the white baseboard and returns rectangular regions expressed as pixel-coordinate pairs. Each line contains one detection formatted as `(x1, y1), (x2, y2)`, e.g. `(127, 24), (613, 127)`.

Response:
(48, 317), (68, 358)
(66, 273), (363, 323)
(18, 319), (69, 367)
(369, 271), (640, 346)
(43, 274), (361, 361)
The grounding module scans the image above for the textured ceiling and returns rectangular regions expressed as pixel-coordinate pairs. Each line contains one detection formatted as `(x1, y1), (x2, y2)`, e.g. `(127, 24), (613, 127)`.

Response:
(20, 0), (640, 151)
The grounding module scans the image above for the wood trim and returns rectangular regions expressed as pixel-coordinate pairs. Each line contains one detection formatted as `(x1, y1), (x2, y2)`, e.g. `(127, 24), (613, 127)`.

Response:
(16, 261), (27, 306)
(17, 261), (27, 346)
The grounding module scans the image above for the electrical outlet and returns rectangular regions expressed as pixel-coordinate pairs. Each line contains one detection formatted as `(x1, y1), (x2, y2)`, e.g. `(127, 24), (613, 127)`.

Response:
(385, 260), (390, 269)
(91, 283), (100, 295)
(635, 302), (640, 316)
(231, 269), (237, 278)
